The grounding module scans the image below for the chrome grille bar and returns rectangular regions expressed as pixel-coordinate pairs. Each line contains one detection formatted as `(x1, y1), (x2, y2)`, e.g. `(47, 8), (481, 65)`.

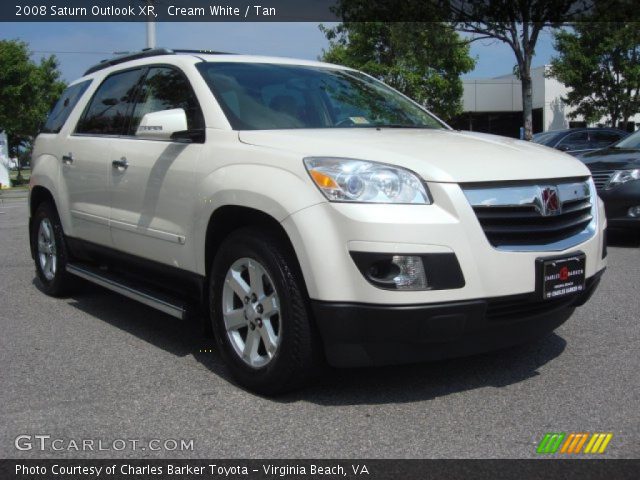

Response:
(463, 179), (597, 252)
(590, 170), (615, 191)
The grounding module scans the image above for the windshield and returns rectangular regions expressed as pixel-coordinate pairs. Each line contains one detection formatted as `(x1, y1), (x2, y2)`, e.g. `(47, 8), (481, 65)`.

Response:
(614, 129), (640, 149)
(196, 62), (446, 130)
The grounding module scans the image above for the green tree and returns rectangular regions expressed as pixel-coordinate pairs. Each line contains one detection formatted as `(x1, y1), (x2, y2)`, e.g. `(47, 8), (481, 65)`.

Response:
(550, 22), (640, 130)
(326, 0), (595, 139)
(451, 0), (585, 140)
(320, 22), (475, 121)
(0, 40), (66, 179)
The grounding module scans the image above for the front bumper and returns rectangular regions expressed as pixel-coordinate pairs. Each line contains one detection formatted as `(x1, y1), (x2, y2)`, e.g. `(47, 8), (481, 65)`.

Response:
(598, 181), (640, 229)
(282, 182), (607, 304)
(313, 271), (603, 367)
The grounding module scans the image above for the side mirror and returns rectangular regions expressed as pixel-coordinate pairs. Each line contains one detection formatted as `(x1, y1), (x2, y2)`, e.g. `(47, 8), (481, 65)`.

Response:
(556, 145), (571, 152)
(135, 108), (188, 141)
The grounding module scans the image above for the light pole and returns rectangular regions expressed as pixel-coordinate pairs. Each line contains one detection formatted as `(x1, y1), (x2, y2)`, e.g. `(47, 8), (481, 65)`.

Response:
(145, 0), (156, 49)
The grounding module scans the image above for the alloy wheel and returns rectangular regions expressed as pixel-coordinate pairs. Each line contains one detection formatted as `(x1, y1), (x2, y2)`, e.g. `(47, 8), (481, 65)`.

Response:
(37, 218), (57, 281)
(222, 257), (281, 368)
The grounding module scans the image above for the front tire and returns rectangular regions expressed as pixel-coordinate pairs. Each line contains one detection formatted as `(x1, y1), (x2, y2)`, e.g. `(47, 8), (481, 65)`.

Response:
(32, 202), (73, 297)
(209, 228), (322, 395)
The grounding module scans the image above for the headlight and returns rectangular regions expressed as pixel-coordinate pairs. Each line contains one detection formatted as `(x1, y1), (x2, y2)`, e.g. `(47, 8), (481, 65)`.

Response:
(606, 169), (640, 189)
(304, 157), (431, 204)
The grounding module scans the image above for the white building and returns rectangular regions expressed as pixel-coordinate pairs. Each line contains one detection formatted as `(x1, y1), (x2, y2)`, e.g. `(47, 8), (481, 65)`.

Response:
(452, 65), (640, 138)
(0, 131), (11, 188)
(0, 131), (8, 158)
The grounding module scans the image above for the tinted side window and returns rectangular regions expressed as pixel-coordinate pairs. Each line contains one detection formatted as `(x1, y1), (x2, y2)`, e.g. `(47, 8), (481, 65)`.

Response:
(76, 69), (143, 135)
(41, 80), (92, 133)
(557, 131), (589, 150)
(129, 67), (204, 135)
(590, 131), (625, 147)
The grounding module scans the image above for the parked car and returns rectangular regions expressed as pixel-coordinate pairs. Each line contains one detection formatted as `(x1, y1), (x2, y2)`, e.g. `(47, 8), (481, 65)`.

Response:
(29, 48), (607, 394)
(533, 128), (628, 155)
(577, 129), (640, 230)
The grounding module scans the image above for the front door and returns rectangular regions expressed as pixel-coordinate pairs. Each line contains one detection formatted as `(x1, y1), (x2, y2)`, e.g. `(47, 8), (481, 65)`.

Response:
(109, 66), (205, 271)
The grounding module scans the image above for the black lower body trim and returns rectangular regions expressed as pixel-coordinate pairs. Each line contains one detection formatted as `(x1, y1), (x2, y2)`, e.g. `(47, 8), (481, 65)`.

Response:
(65, 236), (207, 310)
(312, 270), (604, 367)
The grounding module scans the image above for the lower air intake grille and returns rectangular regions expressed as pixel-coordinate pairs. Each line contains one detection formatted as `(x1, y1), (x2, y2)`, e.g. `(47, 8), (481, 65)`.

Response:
(485, 274), (601, 322)
(486, 293), (577, 322)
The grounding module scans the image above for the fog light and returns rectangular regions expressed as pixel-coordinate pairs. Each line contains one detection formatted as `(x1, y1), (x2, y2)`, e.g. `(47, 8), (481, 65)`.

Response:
(351, 251), (464, 291)
(628, 206), (640, 218)
(391, 255), (428, 290)
(362, 255), (428, 290)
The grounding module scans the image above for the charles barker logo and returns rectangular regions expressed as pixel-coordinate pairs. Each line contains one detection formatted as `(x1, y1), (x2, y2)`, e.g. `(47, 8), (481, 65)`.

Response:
(559, 265), (570, 281)
(540, 186), (561, 216)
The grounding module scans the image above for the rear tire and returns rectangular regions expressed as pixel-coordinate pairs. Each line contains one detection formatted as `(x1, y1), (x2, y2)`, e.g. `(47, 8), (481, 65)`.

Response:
(32, 202), (74, 297)
(209, 227), (323, 395)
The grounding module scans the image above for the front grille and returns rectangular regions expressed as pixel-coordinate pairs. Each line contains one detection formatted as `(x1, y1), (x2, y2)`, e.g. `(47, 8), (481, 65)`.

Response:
(464, 180), (594, 249)
(590, 170), (614, 191)
(472, 197), (593, 247)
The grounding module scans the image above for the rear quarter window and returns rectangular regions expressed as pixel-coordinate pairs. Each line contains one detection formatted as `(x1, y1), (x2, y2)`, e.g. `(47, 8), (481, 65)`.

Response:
(41, 80), (92, 134)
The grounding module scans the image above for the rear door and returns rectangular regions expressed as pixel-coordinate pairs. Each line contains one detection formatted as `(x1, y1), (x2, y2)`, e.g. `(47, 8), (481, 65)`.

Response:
(109, 65), (205, 271)
(63, 68), (144, 246)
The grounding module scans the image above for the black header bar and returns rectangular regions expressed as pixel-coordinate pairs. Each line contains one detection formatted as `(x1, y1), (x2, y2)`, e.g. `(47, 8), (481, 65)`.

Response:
(3, 1), (640, 22)
(1, 459), (639, 480)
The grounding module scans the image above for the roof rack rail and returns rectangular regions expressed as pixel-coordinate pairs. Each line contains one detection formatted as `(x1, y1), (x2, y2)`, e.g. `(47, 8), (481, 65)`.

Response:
(84, 48), (174, 75)
(173, 49), (233, 55)
(83, 48), (234, 76)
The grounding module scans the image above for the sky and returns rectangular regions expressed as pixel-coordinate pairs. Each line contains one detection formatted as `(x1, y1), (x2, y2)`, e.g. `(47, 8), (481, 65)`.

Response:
(0, 22), (558, 83)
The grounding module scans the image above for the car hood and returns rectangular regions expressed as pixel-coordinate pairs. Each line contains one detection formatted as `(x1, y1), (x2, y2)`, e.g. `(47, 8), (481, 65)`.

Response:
(239, 128), (591, 183)
(577, 148), (640, 171)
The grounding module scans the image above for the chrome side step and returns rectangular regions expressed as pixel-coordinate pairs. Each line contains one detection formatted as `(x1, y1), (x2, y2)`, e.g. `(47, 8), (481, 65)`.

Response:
(66, 263), (186, 320)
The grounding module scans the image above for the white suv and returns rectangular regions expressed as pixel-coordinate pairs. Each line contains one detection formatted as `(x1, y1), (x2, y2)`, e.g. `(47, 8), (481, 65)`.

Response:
(30, 48), (607, 394)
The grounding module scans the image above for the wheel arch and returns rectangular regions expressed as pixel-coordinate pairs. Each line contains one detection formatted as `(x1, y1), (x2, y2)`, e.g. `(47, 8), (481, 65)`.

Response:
(29, 186), (58, 259)
(200, 204), (314, 339)
(30, 185), (57, 218)
(204, 205), (302, 280)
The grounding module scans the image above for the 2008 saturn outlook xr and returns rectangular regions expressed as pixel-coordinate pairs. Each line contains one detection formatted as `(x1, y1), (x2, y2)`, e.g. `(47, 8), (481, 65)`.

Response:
(29, 48), (607, 394)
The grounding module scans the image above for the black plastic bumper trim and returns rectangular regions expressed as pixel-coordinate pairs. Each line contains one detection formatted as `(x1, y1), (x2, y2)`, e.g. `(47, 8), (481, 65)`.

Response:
(312, 270), (604, 367)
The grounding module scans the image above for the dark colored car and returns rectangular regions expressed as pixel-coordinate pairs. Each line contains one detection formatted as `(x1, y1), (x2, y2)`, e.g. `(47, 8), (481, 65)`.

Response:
(533, 128), (629, 156)
(577, 130), (640, 230)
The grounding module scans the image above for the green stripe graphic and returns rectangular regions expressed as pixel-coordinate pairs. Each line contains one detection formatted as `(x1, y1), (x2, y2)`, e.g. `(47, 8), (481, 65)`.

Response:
(537, 434), (553, 453)
(537, 433), (566, 454)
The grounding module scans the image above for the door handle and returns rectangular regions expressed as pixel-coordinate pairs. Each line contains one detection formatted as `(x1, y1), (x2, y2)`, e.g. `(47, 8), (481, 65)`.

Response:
(62, 153), (73, 165)
(112, 157), (129, 171)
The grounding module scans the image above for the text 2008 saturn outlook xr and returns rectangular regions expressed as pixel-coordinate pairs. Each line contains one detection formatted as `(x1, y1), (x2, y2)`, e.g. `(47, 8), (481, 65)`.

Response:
(29, 48), (606, 394)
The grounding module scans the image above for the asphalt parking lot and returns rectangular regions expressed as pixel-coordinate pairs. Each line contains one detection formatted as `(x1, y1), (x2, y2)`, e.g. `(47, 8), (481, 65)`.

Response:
(1, 198), (639, 459)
